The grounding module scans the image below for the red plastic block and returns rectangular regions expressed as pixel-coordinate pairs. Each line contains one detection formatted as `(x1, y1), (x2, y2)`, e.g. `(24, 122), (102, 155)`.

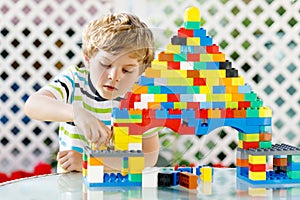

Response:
(194, 78), (206, 86)
(168, 94), (180, 102)
(168, 61), (180, 69)
(249, 163), (266, 172)
(206, 44), (219, 53)
(225, 109), (234, 118)
(243, 141), (259, 150)
(169, 109), (182, 115)
(178, 27), (194, 37)
(238, 101), (251, 109)
(187, 54), (200, 61)
(187, 102), (200, 109)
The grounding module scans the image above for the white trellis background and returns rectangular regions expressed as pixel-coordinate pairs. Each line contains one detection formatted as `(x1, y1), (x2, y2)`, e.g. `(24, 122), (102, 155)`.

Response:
(1, 0), (299, 173)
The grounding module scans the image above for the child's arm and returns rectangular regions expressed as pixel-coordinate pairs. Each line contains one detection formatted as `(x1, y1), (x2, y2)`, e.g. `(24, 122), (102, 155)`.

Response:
(143, 132), (160, 167)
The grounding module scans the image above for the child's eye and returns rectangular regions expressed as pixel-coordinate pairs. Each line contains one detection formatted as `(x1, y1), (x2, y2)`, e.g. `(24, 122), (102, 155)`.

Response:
(99, 62), (111, 68)
(123, 69), (133, 73)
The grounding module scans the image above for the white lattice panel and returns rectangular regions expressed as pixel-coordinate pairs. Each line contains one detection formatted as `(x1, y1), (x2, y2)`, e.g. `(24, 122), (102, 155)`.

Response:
(1, 0), (300, 173)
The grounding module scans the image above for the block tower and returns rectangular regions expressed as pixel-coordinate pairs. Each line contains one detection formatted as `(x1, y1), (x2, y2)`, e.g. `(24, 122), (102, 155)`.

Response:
(83, 6), (300, 187)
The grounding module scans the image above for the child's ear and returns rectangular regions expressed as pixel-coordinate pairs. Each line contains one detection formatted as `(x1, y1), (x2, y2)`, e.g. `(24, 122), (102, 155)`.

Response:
(84, 54), (90, 66)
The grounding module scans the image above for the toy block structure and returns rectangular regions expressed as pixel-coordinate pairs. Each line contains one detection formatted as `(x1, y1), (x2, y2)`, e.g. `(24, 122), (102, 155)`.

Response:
(83, 6), (300, 187)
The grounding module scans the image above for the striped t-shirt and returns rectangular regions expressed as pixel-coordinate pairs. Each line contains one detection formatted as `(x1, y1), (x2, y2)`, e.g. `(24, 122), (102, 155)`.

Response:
(44, 65), (121, 155)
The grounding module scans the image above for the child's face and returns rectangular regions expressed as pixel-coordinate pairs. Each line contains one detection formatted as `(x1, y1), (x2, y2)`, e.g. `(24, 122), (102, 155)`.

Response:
(87, 50), (141, 100)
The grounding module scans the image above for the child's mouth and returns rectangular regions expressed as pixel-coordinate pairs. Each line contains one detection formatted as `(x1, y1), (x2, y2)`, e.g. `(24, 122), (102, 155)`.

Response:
(103, 85), (117, 91)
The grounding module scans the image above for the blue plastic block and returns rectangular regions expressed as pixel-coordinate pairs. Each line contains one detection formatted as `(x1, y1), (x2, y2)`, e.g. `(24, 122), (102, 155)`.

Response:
(194, 28), (206, 37)
(206, 62), (220, 69)
(200, 36), (212, 46)
(156, 109), (168, 119)
(181, 46), (194, 53)
(168, 86), (187, 94)
(238, 85), (251, 93)
(160, 86), (173, 94)
(161, 102), (174, 109)
(288, 162), (300, 171)
(247, 118), (272, 126)
(212, 102), (225, 108)
(213, 86), (226, 94)
(177, 167), (193, 173)
(224, 118), (260, 133)
(112, 108), (129, 118)
(138, 76), (154, 86)
(180, 94), (194, 102)
(199, 102), (212, 109)
(182, 109), (195, 118)
(259, 125), (272, 133)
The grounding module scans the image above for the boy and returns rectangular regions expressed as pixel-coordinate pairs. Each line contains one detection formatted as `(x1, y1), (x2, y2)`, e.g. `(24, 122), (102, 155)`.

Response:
(24, 13), (159, 172)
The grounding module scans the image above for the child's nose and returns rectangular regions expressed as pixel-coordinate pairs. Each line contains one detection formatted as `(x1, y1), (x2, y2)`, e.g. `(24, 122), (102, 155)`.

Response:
(107, 67), (121, 82)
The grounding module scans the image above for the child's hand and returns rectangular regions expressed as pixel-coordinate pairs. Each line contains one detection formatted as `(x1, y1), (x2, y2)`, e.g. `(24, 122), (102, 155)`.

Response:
(73, 105), (112, 148)
(57, 150), (83, 172)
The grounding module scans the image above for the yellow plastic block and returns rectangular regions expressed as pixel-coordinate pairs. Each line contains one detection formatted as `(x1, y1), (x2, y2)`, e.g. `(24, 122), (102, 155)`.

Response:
(151, 60), (167, 70)
(259, 107), (272, 117)
(128, 157), (145, 174)
(249, 171), (266, 180)
(238, 140), (243, 148)
(213, 53), (226, 62)
(208, 109), (221, 118)
(225, 101), (238, 109)
(200, 167), (213, 182)
(200, 86), (211, 94)
(243, 133), (259, 142)
(88, 157), (104, 166)
(114, 143), (128, 150)
(82, 168), (87, 176)
(249, 155), (266, 164)
(114, 118), (142, 123)
(145, 68), (161, 78)
(248, 188), (267, 197)
(174, 102), (187, 109)
(154, 94), (168, 102)
(187, 37), (200, 46)
(231, 76), (245, 86)
(168, 78), (193, 86)
(205, 79), (220, 87)
(166, 44), (181, 54)
(206, 94), (231, 102)
(200, 54), (213, 62)
(161, 70), (186, 78)
(114, 127), (129, 144)
(200, 70), (225, 78)
(128, 135), (142, 143)
(132, 85), (148, 94)
(184, 6), (200, 22)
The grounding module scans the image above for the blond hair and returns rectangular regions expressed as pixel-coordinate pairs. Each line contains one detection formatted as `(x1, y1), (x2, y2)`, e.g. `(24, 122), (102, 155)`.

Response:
(82, 13), (155, 70)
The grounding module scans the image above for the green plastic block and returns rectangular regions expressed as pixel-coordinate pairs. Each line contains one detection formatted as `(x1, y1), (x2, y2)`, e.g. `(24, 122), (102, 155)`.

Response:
(129, 114), (142, 119)
(244, 92), (257, 101)
(287, 171), (300, 179)
(251, 100), (263, 108)
(187, 86), (200, 94)
(174, 53), (187, 61)
(83, 153), (88, 161)
(148, 86), (161, 93)
(259, 141), (272, 149)
(184, 21), (201, 30)
(238, 132), (243, 140)
(246, 108), (259, 117)
(129, 173), (142, 182)
(194, 62), (206, 70)
(288, 155), (300, 162)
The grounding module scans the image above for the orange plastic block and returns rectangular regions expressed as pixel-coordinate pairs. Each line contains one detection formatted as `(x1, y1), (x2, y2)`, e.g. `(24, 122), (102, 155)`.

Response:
(132, 85), (148, 94)
(158, 52), (174, 61)
(234, 109), (246, 118)
(273, 158), (287, 166)
(179, 172), (198, 189)
(187, 70), (200, 78)
(236, 158), (249, 167)
(208, 108), (221, 118)
(212, 53), (225, 62)
(220, 78), (232, 86)
(232, 94), (244, 101)
(148, 102), (161, 109)
(88, 157), (104, 166)
(259, 133), (272, 141)
(225, 86), (238, 93)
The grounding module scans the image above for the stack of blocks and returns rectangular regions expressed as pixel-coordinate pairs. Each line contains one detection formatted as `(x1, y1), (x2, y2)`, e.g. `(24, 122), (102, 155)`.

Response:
(83, 6), (300, 187)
